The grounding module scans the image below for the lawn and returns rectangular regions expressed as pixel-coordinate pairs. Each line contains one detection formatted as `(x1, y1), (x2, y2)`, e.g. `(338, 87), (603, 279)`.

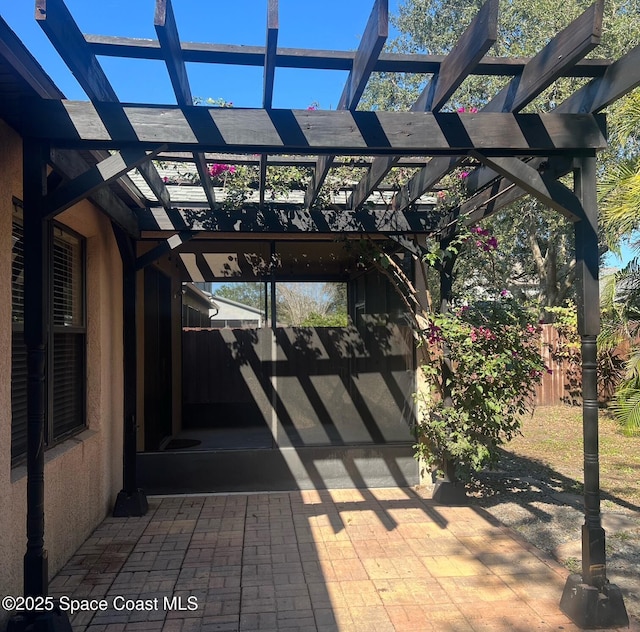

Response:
(506, 405), (640, 508)
(470, 405), (640, 626)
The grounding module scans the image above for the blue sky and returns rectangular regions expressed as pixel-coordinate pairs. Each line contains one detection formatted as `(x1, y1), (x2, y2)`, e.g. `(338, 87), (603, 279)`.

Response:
(1, 0), (400, 109)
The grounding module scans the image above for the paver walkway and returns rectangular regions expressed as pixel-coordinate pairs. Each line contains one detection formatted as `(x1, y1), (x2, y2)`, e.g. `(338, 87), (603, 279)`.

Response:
(49, 489), (628, 631)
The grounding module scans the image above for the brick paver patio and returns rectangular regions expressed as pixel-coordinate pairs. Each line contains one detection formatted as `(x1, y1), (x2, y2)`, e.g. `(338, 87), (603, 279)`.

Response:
(48, 489), (623, 631)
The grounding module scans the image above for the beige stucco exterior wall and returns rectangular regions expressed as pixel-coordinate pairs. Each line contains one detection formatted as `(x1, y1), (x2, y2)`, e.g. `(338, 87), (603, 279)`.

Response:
(0, 120), (124, 622)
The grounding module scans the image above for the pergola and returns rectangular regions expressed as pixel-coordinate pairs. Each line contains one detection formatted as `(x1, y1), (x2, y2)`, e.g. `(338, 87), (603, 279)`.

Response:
(9, 0), (640, 628)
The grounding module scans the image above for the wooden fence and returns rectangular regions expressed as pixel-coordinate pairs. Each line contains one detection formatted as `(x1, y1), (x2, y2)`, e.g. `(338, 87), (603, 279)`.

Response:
(533, 325), (573, 407)
(532, 324), (627, 407)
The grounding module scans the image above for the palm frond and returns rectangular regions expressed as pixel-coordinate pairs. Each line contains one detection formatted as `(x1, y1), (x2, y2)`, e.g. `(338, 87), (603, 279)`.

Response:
(611, 388), (640, 436)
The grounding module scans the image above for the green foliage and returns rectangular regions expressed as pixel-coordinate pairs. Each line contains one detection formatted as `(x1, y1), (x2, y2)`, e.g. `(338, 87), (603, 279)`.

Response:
(363, 0), (640, 314)
(611, 386), (640, 436)
(601, 90), (640, 250)
(300, 312), (349, 327)
(415, 295), (546, 480)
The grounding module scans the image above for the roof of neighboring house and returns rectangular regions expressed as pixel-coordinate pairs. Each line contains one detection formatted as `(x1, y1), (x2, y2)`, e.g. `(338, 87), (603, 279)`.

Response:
(211, 295), (264, 317)
(182, 282), (219, 311)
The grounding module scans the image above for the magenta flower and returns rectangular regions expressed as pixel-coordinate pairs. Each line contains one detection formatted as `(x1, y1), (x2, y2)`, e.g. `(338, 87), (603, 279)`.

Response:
(458, 171), (470, 179)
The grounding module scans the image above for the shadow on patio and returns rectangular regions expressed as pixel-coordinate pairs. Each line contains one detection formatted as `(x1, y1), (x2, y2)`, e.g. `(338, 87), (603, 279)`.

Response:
(45, 485), (627, 632)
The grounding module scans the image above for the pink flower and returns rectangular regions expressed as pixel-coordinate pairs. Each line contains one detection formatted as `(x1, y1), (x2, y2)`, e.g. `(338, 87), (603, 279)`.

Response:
(209, 163), (235, 178)
(437, 190), (446, 199)
(458, 171), (469, 179)
(469, 107), (478, 113)
(457, 106), (466, 113)
(162, 176), (169, 183)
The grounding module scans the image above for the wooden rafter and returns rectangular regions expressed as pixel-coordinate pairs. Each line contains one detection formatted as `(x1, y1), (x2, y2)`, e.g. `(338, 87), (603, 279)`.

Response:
(36, 0), (172, 211)
(49, 148), (140, 237)
(135, 230), (195, 270)
(45, 147), (165, 218)
(36, 0), (171, 212)
(470, 153), (585, 221)
(304, 0), (388, 209)
(84, 36), (611, 78)
(259, 0), (279, 206)
(392, 0), (604, 213)
(137, 206), (441, 234)
(154, 0), (216, 209)
(23, 102), (606, 155)
(347, 0), (498, 211)
(464, 41), (640, 217)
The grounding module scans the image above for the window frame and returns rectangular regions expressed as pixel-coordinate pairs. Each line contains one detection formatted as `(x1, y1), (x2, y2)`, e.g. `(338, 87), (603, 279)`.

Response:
(10, 199), (87, 467)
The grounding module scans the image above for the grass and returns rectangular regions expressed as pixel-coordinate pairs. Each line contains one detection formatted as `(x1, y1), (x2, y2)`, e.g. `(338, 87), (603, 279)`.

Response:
(507, 405), (640, 508)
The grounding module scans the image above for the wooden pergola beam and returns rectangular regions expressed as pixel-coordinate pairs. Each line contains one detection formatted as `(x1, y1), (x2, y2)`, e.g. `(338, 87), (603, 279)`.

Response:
(23, 102), (607, 155)
(465, 40), (640, 207)
(45, 147), (165, 219)
(48, 148), (140, 237)
(470, 153), (585, 221)
(393, 0), (604, 212)
(85, 35), (612, 78)
(137, 206), (441, 234)
(557, 42), (640, 114)
(485, 0), (603, 114)
(135, 230), (195, 270)
(155, 153), (428, 166)
(347, 0), (498, 210)
(154, 0), (216, 209)
(304, 0), (388, 209)
(36, 0), (172, 211)
(259, 0), (279, 206)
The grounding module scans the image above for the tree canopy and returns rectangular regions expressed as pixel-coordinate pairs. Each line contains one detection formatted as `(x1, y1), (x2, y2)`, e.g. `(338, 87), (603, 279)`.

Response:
(364, 0), (640, 315)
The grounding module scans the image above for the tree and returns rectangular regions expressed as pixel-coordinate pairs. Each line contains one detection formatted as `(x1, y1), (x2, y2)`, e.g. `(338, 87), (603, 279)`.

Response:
(363, 0), (640, 315)
(276, 282), (347, 326)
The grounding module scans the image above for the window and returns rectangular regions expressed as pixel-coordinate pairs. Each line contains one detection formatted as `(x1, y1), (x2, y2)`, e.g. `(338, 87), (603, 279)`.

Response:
(11, 202), (86, 466)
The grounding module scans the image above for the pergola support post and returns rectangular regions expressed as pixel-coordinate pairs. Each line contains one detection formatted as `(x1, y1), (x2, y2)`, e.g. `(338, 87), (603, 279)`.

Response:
(7, 140), (72, 632)
(559, 156), (628, 628)
(112, 227), (148, 517)
(431, 239), (467, 505)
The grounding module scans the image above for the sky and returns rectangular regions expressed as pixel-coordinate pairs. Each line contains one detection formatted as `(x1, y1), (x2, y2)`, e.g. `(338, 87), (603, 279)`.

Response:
(0, 0), (401, 109)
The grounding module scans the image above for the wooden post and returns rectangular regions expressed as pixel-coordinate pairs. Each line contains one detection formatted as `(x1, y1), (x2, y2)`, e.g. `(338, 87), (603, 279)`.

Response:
(22, 138), (49, 599)
(112, 227), (148, 517)
(9, 139), (73, 631)
(560, 155), (628, 627)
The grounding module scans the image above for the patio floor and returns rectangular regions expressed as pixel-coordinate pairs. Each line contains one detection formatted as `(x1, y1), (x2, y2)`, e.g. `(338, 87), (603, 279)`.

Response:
(49, 489), (626, 632)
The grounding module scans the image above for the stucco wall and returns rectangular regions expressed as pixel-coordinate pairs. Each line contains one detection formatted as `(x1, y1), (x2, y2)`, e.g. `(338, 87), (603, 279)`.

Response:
(0, 120), (124, 621)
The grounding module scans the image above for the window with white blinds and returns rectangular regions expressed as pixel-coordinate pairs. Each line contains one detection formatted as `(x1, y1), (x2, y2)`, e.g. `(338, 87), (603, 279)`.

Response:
(11, 203), (86, 466)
